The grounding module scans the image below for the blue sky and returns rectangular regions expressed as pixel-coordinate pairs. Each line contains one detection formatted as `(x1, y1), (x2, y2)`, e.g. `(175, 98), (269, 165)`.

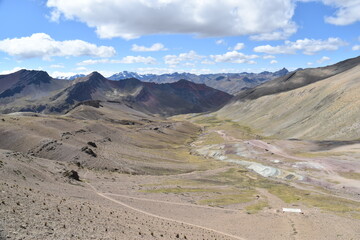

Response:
(0, 0), (359, 77)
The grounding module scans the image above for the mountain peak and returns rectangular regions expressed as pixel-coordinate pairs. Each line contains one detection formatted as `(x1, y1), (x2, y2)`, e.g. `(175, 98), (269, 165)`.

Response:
(274, 68), (289, 76)
(82, 71), (106, 82)
(88, 71), (104, 78)
(14, 69), (52, 85)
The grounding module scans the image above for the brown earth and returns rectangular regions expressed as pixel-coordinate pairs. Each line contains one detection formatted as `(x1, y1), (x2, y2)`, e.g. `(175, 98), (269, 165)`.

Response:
(1, 102), (360, 239)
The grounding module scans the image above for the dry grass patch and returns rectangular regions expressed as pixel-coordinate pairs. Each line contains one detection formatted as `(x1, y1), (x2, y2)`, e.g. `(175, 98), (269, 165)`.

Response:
(198, 190), (256, 207)
(245, 200), (269, 214)
(338, 171), (360, 180)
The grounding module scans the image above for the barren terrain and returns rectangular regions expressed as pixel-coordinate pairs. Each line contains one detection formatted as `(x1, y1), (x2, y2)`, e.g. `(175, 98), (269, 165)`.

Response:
(1, 102), (360, 239)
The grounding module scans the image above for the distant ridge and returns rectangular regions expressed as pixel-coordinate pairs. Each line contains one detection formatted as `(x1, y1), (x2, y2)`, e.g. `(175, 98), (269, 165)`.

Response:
(0, 70), (232, 116)
(106, 68), (289, 94)
(56, 74), (86, 80)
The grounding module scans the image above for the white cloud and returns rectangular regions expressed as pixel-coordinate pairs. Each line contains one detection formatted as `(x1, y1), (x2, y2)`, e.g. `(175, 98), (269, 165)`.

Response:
(48, 9), (61, 22)
(47, 0), (298, 40)
(77, 59), (104, 65)
(233, 43), (245, 51)
(78, 56), (157, 66)
(307, 62), (313, 66)
(296, 0), (360, 26)
(322, 0), (360, 25)
(254, 37), (347, 55)
(0, 33), (116, 60)
(250, 22), (297, 41)
(317, 56), (331, 63)
(201, 59), (215, 65)
(164, 51), (203, 66)
(0, 67), (24, 75)
(76, 67), (87, 71)
(216, 39), (226, 45)
(210, 51), (258, 64)
(50, 64), (64, 68)
(270, 60), (278, 64)
(263, 55), (276, 59)
(136, 67), (176, 75)
(352, 45), (360, 51)
(121, 56), (157, 64)
(131, 43), (168, 52)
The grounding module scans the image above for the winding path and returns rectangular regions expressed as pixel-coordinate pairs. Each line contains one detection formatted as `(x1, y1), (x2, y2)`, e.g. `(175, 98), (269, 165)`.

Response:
(104, 192), (240, 212)
(86, 181), (247, 240)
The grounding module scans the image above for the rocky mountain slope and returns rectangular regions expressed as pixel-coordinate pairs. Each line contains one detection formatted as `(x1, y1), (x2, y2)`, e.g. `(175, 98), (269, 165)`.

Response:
(234, 56), (360, 100)
(0, 70), (70, 113)
(0, 70), (232, 116)
(217, 56), (360, 140)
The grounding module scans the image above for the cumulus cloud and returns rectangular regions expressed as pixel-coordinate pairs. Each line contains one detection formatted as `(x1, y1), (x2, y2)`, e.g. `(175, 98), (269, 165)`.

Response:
(201, 59), (215, 65)
(216, 39), (226, 45)
(253, 37), (347, 55)
(47, 0), (298, 40)
(48, 9), (61, 22)
(210, 51), (258, 64)
(263, 55), (276, 59)
(317, 56), (331, 63)
(50, 64), (64, 68)
(322, 0), (360, 25)
(131, 43), (168, 52)
(233, 43), (245, 51)
(121, 56), (157, 64)
(0, 67), (24, 75)
(0, 33), (116, 60)
(270, 60), (278, 64)
(78, 56), (157, 65)
(250, 22), (297, 41)
(135, 68), (174, 75)
(76, 67), (87, 71)
(296, 0), (360, 25)
(164, 51), (203, 66)
(352, 45), (360, 51)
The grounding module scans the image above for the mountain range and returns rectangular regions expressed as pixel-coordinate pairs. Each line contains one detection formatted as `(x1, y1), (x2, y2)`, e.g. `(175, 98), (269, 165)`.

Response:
(57, 68), (289, 94)
(108, 68), (289, 94)
(0, 70), (232, 116)
(1, 56), (359, 140)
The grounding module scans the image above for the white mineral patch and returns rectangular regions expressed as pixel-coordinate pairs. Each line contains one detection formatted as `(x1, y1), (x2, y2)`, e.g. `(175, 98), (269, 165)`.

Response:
(282, 208), (302, 213)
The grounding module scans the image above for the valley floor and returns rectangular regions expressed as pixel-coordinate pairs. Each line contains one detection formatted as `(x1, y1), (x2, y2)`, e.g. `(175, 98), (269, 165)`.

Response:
(1, 109), (360, 239)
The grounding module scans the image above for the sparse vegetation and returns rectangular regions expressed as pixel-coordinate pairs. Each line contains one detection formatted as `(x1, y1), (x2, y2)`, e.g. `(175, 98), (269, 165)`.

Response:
(198, 192), (255, 206)
(338, 171), (360, 180)
(1, 55), (360, 239)
(143, 187), (223, 194)
(245, 201), (269, 214)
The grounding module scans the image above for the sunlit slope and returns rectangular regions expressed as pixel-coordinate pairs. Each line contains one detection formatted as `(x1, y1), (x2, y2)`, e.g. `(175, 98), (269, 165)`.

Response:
(217, 64), (360, 140)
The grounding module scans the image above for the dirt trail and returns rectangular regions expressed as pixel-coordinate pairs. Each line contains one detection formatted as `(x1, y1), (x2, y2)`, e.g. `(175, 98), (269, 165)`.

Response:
(104, 192), (239, 213)
(85, 181), (246, 240)
(256, 188), (301, 240)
